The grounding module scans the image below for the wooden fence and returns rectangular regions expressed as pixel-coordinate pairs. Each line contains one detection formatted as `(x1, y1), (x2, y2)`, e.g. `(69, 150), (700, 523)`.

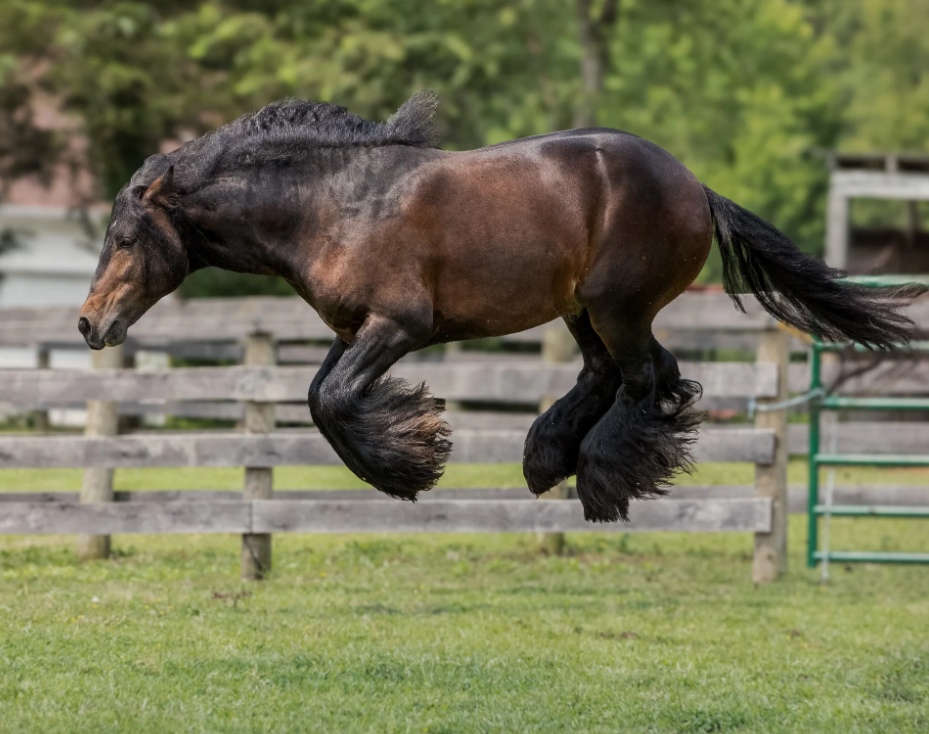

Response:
(1, 290), (927, 583)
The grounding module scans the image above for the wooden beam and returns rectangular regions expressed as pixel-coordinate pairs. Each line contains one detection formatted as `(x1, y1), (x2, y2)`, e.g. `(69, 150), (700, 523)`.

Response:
(31, 348), (51, 432)
(0, 501), (250, 535)
(8, 352), (929, 422)
(0, 485), (922, 513)
(752, 329), (790, 583)
(786, 422), (929, 455)
(830, 170), (929, 202)
(254, 497), (773, 534)
(77, 345), (122, 561)
(788, 359), (929, 397)
(241, 332), (275, 581)
(825, 185), (850, 268)
(2, 290), (924, 349)
(0, 361), (778, 403)
(0, 498), (771, 535)
(0, 427), (775, 469)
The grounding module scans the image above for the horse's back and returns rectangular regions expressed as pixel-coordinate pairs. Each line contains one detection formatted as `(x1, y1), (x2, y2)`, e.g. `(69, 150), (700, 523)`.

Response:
(325, 129), (712, 343)
(424, 129), (712, 324)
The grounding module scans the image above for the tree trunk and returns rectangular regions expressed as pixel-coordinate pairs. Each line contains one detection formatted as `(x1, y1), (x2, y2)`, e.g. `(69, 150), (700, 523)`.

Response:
(573, 0), (619, 129)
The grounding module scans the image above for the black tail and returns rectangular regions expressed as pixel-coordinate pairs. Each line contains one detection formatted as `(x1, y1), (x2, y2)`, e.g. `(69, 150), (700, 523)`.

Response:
(703, 186), (927, 349)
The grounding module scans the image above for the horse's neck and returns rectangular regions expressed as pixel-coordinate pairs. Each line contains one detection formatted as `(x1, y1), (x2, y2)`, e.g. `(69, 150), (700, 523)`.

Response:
(182, 146), (441, 278)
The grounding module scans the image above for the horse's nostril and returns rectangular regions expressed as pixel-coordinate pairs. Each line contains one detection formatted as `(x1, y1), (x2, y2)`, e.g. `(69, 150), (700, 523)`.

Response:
(78, 316), (91, 336)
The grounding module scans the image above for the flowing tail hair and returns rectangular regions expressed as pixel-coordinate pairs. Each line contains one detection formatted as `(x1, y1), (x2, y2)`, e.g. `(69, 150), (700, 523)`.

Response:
(703, 186), (927, 349)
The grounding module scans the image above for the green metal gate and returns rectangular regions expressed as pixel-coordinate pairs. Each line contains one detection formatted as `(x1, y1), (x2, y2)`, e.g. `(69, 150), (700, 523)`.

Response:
(807, 275), (929, 567)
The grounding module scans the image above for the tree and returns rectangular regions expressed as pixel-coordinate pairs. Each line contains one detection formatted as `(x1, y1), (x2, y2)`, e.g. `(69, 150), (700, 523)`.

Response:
(1, 0), (924, 291)
(573, 0), (620, 127)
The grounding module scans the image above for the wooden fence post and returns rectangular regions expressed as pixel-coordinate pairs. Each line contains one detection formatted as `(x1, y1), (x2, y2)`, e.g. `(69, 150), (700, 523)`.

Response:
(241, 331), (275, 581)
(752, 327), (789, 582)
(32, 347), (50, 432)
(444, 341), (464, 413)
(535, 325), (578, 555)
(77, 344), (123, 560)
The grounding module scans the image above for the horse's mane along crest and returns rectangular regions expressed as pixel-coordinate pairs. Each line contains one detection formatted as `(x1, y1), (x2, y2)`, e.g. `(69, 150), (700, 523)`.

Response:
(127, 91), (440, 193)
(222, 89), (440, 152)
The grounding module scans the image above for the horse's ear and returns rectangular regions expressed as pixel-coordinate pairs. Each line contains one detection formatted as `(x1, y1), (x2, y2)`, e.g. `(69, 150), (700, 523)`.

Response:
(141, 164), (178, 208)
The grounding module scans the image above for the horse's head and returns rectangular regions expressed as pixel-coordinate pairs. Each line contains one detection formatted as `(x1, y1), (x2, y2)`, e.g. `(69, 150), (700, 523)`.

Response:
(79, 164), (189, 350)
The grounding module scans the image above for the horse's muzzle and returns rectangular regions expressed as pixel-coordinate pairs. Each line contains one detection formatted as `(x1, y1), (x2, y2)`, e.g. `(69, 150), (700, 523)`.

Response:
(78, 315), (125, 350)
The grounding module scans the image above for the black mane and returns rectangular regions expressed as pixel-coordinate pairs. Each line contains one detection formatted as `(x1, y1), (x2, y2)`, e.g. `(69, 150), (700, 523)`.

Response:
(130, 90), (440, 192)
(231, 90), (440, 150)
(128, 89), (439, 193)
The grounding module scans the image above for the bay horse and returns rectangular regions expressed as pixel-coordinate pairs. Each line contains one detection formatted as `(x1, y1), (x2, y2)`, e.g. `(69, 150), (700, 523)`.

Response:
(78, 91), (926, 522)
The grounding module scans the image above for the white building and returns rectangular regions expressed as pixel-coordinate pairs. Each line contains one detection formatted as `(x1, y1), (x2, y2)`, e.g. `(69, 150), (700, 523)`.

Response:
(0, 160), (104, 372)
(0, 204), (101, 309)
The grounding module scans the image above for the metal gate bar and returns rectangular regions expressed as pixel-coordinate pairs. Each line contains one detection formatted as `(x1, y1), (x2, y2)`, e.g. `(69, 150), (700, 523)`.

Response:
(807, 275), (929, 567)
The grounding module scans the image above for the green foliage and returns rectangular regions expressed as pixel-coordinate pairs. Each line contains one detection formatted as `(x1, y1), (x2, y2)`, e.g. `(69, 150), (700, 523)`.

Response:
(604, 0), (841, 260)
(179, 268), (296, 298)
(2, 0), (927, 291)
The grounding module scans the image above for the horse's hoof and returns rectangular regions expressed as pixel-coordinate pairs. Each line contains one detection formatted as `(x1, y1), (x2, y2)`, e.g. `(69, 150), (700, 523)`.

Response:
(575, 392), (701, 522)
(312, 375), (452, 501)
(523, 415), (582, 495)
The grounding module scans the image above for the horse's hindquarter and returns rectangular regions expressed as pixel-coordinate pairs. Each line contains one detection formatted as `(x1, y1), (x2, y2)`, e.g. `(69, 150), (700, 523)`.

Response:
(409, 140), (603, 342)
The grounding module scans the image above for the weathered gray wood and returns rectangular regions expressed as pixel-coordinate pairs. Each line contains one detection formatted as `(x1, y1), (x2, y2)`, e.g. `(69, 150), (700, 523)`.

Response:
(0, 297), (334, 347)
(0, 488), (535, 503)
(0, 497), (770, 535)
(830, 170), (929, 202)
(9, 347), (928, 421)
(242, 332), (275, 581)
(0, 432), (341, 469)
(786, 422), (929, 455)
(1, 485), (923, 513)
(0, 426), (775, 469)
(252, 498), (771, 534)
(444, 411), (536, 431)
(4, 291), (925, 349)
(78, 345), (123, 561)
(277, 344), (336, 364)
(787, 360), (929, 396)
(0, 361), (778, 403)
(0, 501), (250, 535)
(679, 484), (929, 513)
(826, 185), (850, 268)
(752, 329), (789, 583)
(32, 349), (51, 432)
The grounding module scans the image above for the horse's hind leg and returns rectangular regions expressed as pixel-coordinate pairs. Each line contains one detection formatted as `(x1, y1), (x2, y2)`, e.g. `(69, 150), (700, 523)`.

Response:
(523, 310), (622, 495)
(576, 315), (703, 522)
(308, 315), (451, 500)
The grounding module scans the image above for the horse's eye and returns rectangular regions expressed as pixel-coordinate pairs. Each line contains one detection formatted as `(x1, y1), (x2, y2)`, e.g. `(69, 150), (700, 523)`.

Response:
(116, 238), (135, 250)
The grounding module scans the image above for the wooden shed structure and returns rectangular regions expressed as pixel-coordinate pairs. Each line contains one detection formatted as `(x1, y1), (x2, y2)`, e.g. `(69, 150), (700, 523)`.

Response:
(826, 152), (929, 273)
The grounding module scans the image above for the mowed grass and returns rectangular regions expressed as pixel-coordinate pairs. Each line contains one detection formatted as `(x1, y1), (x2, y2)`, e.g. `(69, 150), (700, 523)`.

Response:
(0, 465), (928, 732)
(3, 458), (929, 493)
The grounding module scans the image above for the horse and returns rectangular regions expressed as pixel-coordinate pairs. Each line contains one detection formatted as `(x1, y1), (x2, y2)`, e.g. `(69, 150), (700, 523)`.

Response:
(78, 91), (927, 522)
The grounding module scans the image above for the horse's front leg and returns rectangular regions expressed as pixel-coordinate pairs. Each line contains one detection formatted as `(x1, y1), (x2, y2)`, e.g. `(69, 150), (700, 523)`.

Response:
(308, 315), (451, 500)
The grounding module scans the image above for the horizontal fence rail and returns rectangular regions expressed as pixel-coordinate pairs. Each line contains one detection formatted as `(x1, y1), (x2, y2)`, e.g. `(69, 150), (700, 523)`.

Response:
(1, 486), (923, 513)
(0, 427), (775, 469)
(2, 288), (925, 584)
(0, 362), (779, 403)
(0, 292), (779, 347)
(3, 292), (926, 349)
(0, 498), (773, 536)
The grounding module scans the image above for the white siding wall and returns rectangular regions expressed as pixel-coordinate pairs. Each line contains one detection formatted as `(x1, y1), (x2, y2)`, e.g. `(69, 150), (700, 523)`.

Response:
(0, 205), (99, 394)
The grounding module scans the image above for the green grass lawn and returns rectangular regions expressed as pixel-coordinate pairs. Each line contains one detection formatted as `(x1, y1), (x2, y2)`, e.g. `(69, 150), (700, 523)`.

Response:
(3, 458), (929, 493)
(1, 465), (928, 732)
